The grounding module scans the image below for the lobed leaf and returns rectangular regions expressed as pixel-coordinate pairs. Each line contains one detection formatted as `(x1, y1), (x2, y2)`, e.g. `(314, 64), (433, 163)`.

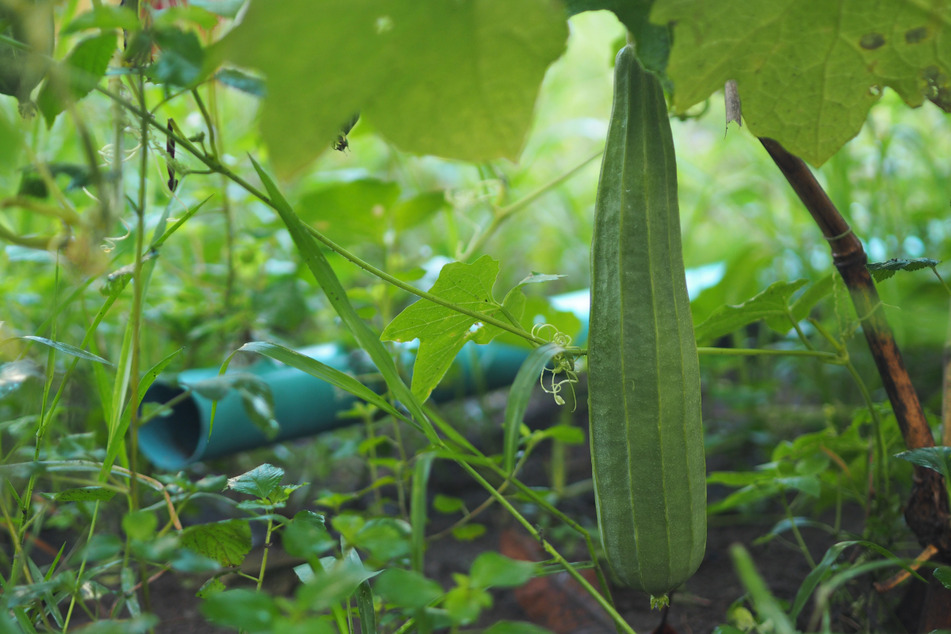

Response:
(652, 0), (951, 166)
(180, 519), (252, 568)
(217, 0), (568, 177)
(867, 257), (941, 283)
(381, 256), (523, 402)
(694, 279), (807, 344)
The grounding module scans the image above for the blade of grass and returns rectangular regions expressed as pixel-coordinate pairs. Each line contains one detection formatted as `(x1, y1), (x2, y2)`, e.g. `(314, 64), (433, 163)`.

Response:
(730, 544), (797, 634)
(503, 343), (564, 474)
(249, 158), (438, 443)
(234, 341), (413, 426)
(411, 452), (435, 574)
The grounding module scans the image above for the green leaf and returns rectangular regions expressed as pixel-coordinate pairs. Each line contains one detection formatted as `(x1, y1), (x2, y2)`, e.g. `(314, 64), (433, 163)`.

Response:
(469, 552), (536, 588)
(186, 373), (279, 437)
(788, 541), (857, 620)
(218, 0), (568, 177)
(503, 343), (565, 473)
(136, 347), (183, 412)
(54, 486), (116, 503)
(374, 568), (443, 609)
(298, 179), (400, 245)
(357, 580), (376, 634)
(180, 519), (252, 567)
(788, 274), (834, 324)
(61, 6), (139, 34)
(169, 548), (221, 574)
(707, 482), (782, 515)
(231, 374), (279, 440)
(38, 32), (117, 125)
(393, 191), (448, 231)
(249, 157), (436, 442)
(531, 423), (585, 445)
(452, 524), (487, 541)
(196, 577), (226, 598)
(512, 272), (566, 288)
(730, 545), (797, 634)
(895, 447), (951, 480)
(694, 279), (807, 344)
(296, 553), (380, 611)
(652, 0), (951, 166)
(411, 452), (435, 573)
(352, 518), (413, 564)
(151, 5), (221, 30)
(868, 257), (941, 283)
(444, 576), (493, 626)
(215, 67), (265, 96)
(227, 463), (286, 500)
(15, 335), (113, 365)
(433, 494), (465, 514)
(381, 256), (518, 401)
(151, 27), (206, 87)
(201, 589), (279, 632)
(282, 511), (335, 560)
(707, 470), (777, 487)
(122, 510), (158, 541)
(935, 567), (951, 590)
(0, 107), (22, 171)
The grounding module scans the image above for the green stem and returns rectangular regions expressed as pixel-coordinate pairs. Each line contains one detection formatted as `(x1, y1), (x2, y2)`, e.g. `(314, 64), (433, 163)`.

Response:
(697, 346), (842, 361)
(256, 515), (275, 591)
(456, 459), (635, 633)
(62, 501), (102, 632)
(457, 149), (603, 261)
(780, 493), (816, 568)
(304, 225), (544, 346)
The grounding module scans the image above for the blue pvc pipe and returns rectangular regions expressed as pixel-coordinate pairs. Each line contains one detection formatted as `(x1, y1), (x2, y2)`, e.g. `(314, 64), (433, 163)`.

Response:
(138, 267), (721, 470)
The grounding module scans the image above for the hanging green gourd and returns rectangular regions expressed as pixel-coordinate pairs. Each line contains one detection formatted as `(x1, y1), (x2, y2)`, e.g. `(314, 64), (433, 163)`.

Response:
(587, 44), (706, 608)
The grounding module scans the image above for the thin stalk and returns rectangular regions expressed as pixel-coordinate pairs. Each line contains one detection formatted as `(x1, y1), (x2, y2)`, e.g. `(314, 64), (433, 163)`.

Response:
(483, 460), (614, 606)
(456, 459), (635, 634)
(61, 501), (102, 632)
(124, 74), (152, 615)
(255, 516), (275, 591)
(697, 346), (842, 361)
(780, 493), (816, 569)
(128, 72), (149, 513)
(362, 410), (384, 514)
(10, 254), (63, 588)
(305, 224), (547, 346)
(457, 149), (603, 261)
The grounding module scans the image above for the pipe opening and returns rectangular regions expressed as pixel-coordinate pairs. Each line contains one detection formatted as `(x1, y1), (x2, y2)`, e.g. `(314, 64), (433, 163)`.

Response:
(139, 383), (202, 468)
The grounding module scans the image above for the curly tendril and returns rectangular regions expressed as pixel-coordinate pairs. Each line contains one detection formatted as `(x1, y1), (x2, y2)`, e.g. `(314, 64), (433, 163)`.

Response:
(532, 323), (578, 410)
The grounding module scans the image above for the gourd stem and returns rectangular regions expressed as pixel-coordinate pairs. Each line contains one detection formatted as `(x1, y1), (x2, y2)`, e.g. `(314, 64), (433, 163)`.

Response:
(758, 137), (950, 555)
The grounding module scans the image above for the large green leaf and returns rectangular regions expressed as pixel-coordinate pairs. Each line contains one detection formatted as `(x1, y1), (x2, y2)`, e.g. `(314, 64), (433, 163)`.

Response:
(297, 179), (401, 245)
(38, 32), (117, 126)
(217, 0), (568, 177)
(380, 256), (525, 401)
(652, 0), (951, 166)
(180, 519), (252, 567)
(693, 279), (807, 344)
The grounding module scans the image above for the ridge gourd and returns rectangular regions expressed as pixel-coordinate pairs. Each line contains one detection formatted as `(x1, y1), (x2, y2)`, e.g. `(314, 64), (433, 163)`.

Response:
(587, 44), (706, 606)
